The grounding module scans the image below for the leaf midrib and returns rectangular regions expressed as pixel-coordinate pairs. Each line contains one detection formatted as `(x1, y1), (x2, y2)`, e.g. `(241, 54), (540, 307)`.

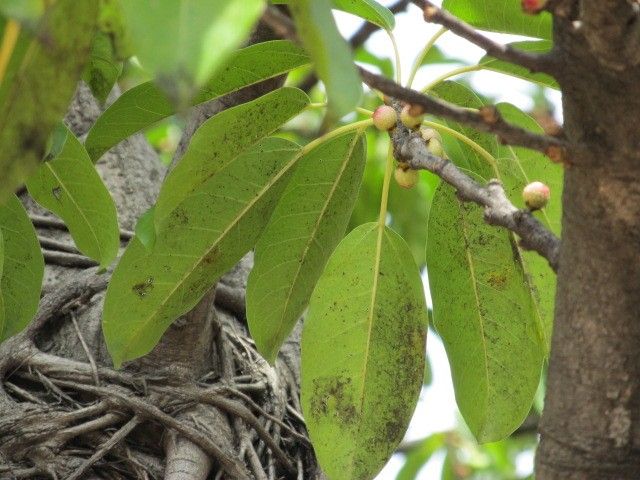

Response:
(120, 146), (303, 361)
(271, 132), (361, 357)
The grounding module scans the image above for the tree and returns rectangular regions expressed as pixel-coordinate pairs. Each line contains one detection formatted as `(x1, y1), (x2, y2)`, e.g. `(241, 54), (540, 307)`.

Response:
(0, 0), (637, 479)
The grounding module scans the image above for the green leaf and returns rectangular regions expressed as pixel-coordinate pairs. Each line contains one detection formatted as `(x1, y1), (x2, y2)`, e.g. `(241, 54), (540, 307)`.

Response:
(494, 102), (562, 353)
(442, 0), (552, 40)
(302, 223), (428, 480)
(103, 138), (301, 367)
(26, 125), (119, 269)
(289, 0), (362, 119)
(332, 0), (395, 30)
(135, 206), (157, 251)
(119, 0), (264, 104)
(420, 45), (465, 66)
(0, 196), (44, 340)
(396, 433), (447, 480)
(85, 40), (310, 161)
(0, 0), (98, 202)
(354, 47), (394, 79)
(155, 87), (309, 223)
(247, 130), (367, 364)
(274, 0), (394, 30)
(430, 81), (498, 177)
(480, 41), (557, 89)
(83, 31), (123, 104)
(426, 183), (543, 442)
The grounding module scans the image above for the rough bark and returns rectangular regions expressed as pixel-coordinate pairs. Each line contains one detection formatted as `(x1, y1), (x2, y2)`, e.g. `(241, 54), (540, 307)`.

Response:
(536, 1), (640, 478)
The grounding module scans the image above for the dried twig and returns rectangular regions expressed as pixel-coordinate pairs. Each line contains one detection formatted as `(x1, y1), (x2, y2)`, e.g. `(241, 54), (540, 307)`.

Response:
(66, 416), (142, 480)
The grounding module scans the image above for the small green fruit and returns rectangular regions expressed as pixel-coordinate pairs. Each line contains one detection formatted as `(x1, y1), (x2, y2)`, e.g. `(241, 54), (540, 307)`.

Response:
(400, 104), (424, 129)
(522, 181), (550, 210)
(372, 105), (398, 131)
(394, 166), (419, 189)
(421, 128), (445, 157)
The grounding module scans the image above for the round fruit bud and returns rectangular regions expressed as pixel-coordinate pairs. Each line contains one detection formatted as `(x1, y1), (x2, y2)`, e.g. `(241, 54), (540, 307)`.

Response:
(521, 0), (547, 14)
(394, 166), (419, 189)
(420, 128), (445, 157)
(400, 104), (424, 129)
(522, 181), (550, 210)
(372, 105), (398, 131)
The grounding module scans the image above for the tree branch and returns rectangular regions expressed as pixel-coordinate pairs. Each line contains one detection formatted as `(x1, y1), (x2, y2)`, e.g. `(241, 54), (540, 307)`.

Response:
(411, 0), (558, 74)
(262, 6), (568, 157)
(392, 124), (561, 270)
(359, 67), (567, 156)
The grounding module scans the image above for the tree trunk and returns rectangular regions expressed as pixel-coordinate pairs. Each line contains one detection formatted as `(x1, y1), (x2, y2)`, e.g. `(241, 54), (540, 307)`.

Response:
(536, 2), (640, 478)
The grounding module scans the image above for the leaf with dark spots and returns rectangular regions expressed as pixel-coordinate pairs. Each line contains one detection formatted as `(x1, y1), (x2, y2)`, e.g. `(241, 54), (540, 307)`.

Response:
(85, 41), (310, 161)
(154, 87), (309, 224)
(26, 125), (119, 268)
(302, 223), (427, 480)
(0, 196), (44, 340)
(426, 183), (543, 443)
(247, 130), (366, 364)
(103, 138), (303, 367)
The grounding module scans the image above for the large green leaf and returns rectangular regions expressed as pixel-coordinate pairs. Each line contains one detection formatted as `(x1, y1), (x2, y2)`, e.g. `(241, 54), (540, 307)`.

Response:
(247, 130), (366, 364)
(494, 103), (562, 353)
(85, 41), (310, 161)
(155, 87), (309, 223)
(442, 0), (552, 40)
(0, 0), (98, 202)
(26, 125), (119, 269)
(426, 183), (543, 442)
(480, 41), (557, 89)
(289, 0), (362, 118)
(302, 223), (428, 480)
(119, 0), (264, 104)
(0, 196), (44, 340)
(103, 138), (301, 367)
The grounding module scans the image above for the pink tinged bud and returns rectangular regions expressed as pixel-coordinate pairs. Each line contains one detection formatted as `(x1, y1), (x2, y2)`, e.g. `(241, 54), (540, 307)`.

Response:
(521, 0), (547, 14)
(522, 181), (550, 210)
(372, 105), (398, 131)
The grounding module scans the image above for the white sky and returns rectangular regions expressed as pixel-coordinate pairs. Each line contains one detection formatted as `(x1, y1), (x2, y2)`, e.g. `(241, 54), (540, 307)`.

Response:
(333, 1), (557, 478)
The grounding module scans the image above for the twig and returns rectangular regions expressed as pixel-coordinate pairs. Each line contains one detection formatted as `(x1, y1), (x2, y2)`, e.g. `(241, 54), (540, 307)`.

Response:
(66, 416), (142, 480)
(412, 0), (558, 73)
(298, 0), (412, 91)
(42, 249), (98, 268)
(359, 67), (567, 155)
(392, 125), (560, 270)
(70, 311), (100, 386)
(57, 412), (124, 444)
